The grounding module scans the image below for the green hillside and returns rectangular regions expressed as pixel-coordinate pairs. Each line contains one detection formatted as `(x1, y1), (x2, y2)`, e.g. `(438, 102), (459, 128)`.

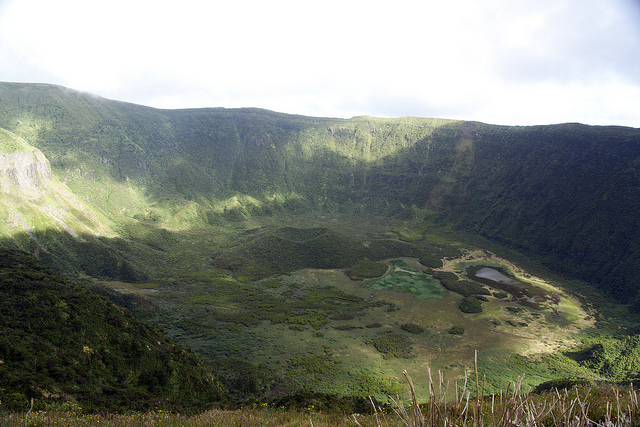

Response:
(0, 248), (223, 412)
(450, 123), (640, 302)
(1, 82), (640, 412)
(0, 127), (111, 241)
(0, 82), (638, 305)
(0, 83), (456, 219)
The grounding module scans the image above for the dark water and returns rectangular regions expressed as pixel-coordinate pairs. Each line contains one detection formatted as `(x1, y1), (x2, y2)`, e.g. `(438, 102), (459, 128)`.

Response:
(466, 265), (560, 309)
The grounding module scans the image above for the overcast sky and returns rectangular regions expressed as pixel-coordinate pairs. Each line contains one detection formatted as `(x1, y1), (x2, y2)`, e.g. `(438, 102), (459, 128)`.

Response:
(1, 0), (639, 127)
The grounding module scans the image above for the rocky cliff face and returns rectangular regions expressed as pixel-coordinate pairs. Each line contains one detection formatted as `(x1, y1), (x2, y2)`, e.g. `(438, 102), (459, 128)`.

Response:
(0, 127), (111, 243)
(0, 148), (52, 192)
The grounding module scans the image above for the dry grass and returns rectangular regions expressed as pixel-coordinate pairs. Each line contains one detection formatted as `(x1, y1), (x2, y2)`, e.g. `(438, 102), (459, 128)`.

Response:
(5, 387), (640, 427)
(356, 352), (640, 427)
(6, 353), (640, 426)
(6, 406), (356, 426)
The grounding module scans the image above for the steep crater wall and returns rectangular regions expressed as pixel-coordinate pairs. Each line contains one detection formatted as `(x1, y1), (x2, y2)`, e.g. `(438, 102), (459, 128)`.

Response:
(0, 83), (639, 306)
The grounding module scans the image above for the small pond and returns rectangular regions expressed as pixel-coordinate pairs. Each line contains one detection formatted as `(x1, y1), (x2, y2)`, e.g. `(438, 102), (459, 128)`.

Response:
(466, 265), (560, 309)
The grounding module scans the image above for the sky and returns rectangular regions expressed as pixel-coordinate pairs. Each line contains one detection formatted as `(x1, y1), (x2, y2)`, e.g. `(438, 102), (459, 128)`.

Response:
(1, 0), (639, 127)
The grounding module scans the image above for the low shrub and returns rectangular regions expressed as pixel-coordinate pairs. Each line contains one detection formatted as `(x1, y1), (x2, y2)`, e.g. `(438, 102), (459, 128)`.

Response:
(371, 334), (414, 359)
(432, 271), (490, 297)
(401, 323), (425, 334)
(347, 260), (388, 280)
(419, 253), (443, 268)
(271, 391), (375, 414)
(493, 290), (509, 299)
(533, 377), (592, 393)
(506, 320), (528, 327)
(459, 296), (483, 313)
(334, 325), (360, 331)
(448, 326), (465, 335)
(329, 311), (356, 320)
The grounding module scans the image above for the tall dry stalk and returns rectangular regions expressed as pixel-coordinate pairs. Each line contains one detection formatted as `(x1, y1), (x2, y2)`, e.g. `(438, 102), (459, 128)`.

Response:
(359, 358), (640, 426)
(387, 370), (425, 427)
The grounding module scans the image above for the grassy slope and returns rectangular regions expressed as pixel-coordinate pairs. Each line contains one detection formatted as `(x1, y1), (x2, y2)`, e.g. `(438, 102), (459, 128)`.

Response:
(0, 126), (112, 244)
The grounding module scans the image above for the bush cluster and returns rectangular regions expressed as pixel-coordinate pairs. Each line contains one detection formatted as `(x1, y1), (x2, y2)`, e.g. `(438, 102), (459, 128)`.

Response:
(371, 334), (414, 359)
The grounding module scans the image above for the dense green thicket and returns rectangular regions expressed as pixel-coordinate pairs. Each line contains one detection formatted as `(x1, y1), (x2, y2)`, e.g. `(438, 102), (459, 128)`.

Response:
(211, 226), (435, 282)
(347, 260), (388, 280)
(458, 296), (483, 313)
(567, 335), (640, 381)
(450, 124), (640, 304)
(0, 249), (223, 412)
(432, 271), (491, 297)
(371, 334), (414, 359)
(211, 227), (365, 281)
(209, 359), (278, 401)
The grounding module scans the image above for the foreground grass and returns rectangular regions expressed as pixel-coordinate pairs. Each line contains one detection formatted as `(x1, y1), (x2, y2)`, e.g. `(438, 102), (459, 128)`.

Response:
(2, 406), (361, 426)
(4, 356), (639, 426)
(5, 378), (640, 426)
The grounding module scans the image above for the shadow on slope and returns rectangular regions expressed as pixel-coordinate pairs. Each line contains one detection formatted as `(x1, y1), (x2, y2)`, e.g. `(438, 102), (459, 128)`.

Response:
(210, 225), (449, 282)
(448, 123), (640, 306)
(0, 248), (224, 412)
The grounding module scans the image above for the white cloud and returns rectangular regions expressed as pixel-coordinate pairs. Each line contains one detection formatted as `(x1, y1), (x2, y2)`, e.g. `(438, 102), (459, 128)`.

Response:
(1, 0), (639, 127)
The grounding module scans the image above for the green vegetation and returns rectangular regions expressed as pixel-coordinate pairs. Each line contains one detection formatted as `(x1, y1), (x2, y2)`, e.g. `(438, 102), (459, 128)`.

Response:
(493, 290), (509, 299)
(433, 271), (491, 297)
(1, 82), (640, 418)
(371, 334), (414, 359)
(566, 335), (640, 381)
(533, 377), (592, 393)
(449, 123), (640, 307)
(347, 259), (388, 280)
(0, 127), (32, 153)
(363, 260), (447, 299)
(9, 367), (640, 426)
(211, 227), (365, 282)
(5, 381), (640, 426)
(400, 323), (425, 334)
(0, 249), (222, 412)
(458, 296), (483, 313)
(1, 82), (638, 309)
(209, 359), (277, 400)
(448, 326), (465, 335)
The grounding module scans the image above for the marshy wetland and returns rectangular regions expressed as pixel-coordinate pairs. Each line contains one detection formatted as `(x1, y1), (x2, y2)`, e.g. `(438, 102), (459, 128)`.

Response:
(99, 218), (596, 398)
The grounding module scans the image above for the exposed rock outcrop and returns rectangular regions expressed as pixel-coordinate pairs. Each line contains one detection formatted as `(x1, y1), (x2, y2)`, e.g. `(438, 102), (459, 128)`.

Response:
(0, 149), (52, 192)
(0, 127), (111, 241)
